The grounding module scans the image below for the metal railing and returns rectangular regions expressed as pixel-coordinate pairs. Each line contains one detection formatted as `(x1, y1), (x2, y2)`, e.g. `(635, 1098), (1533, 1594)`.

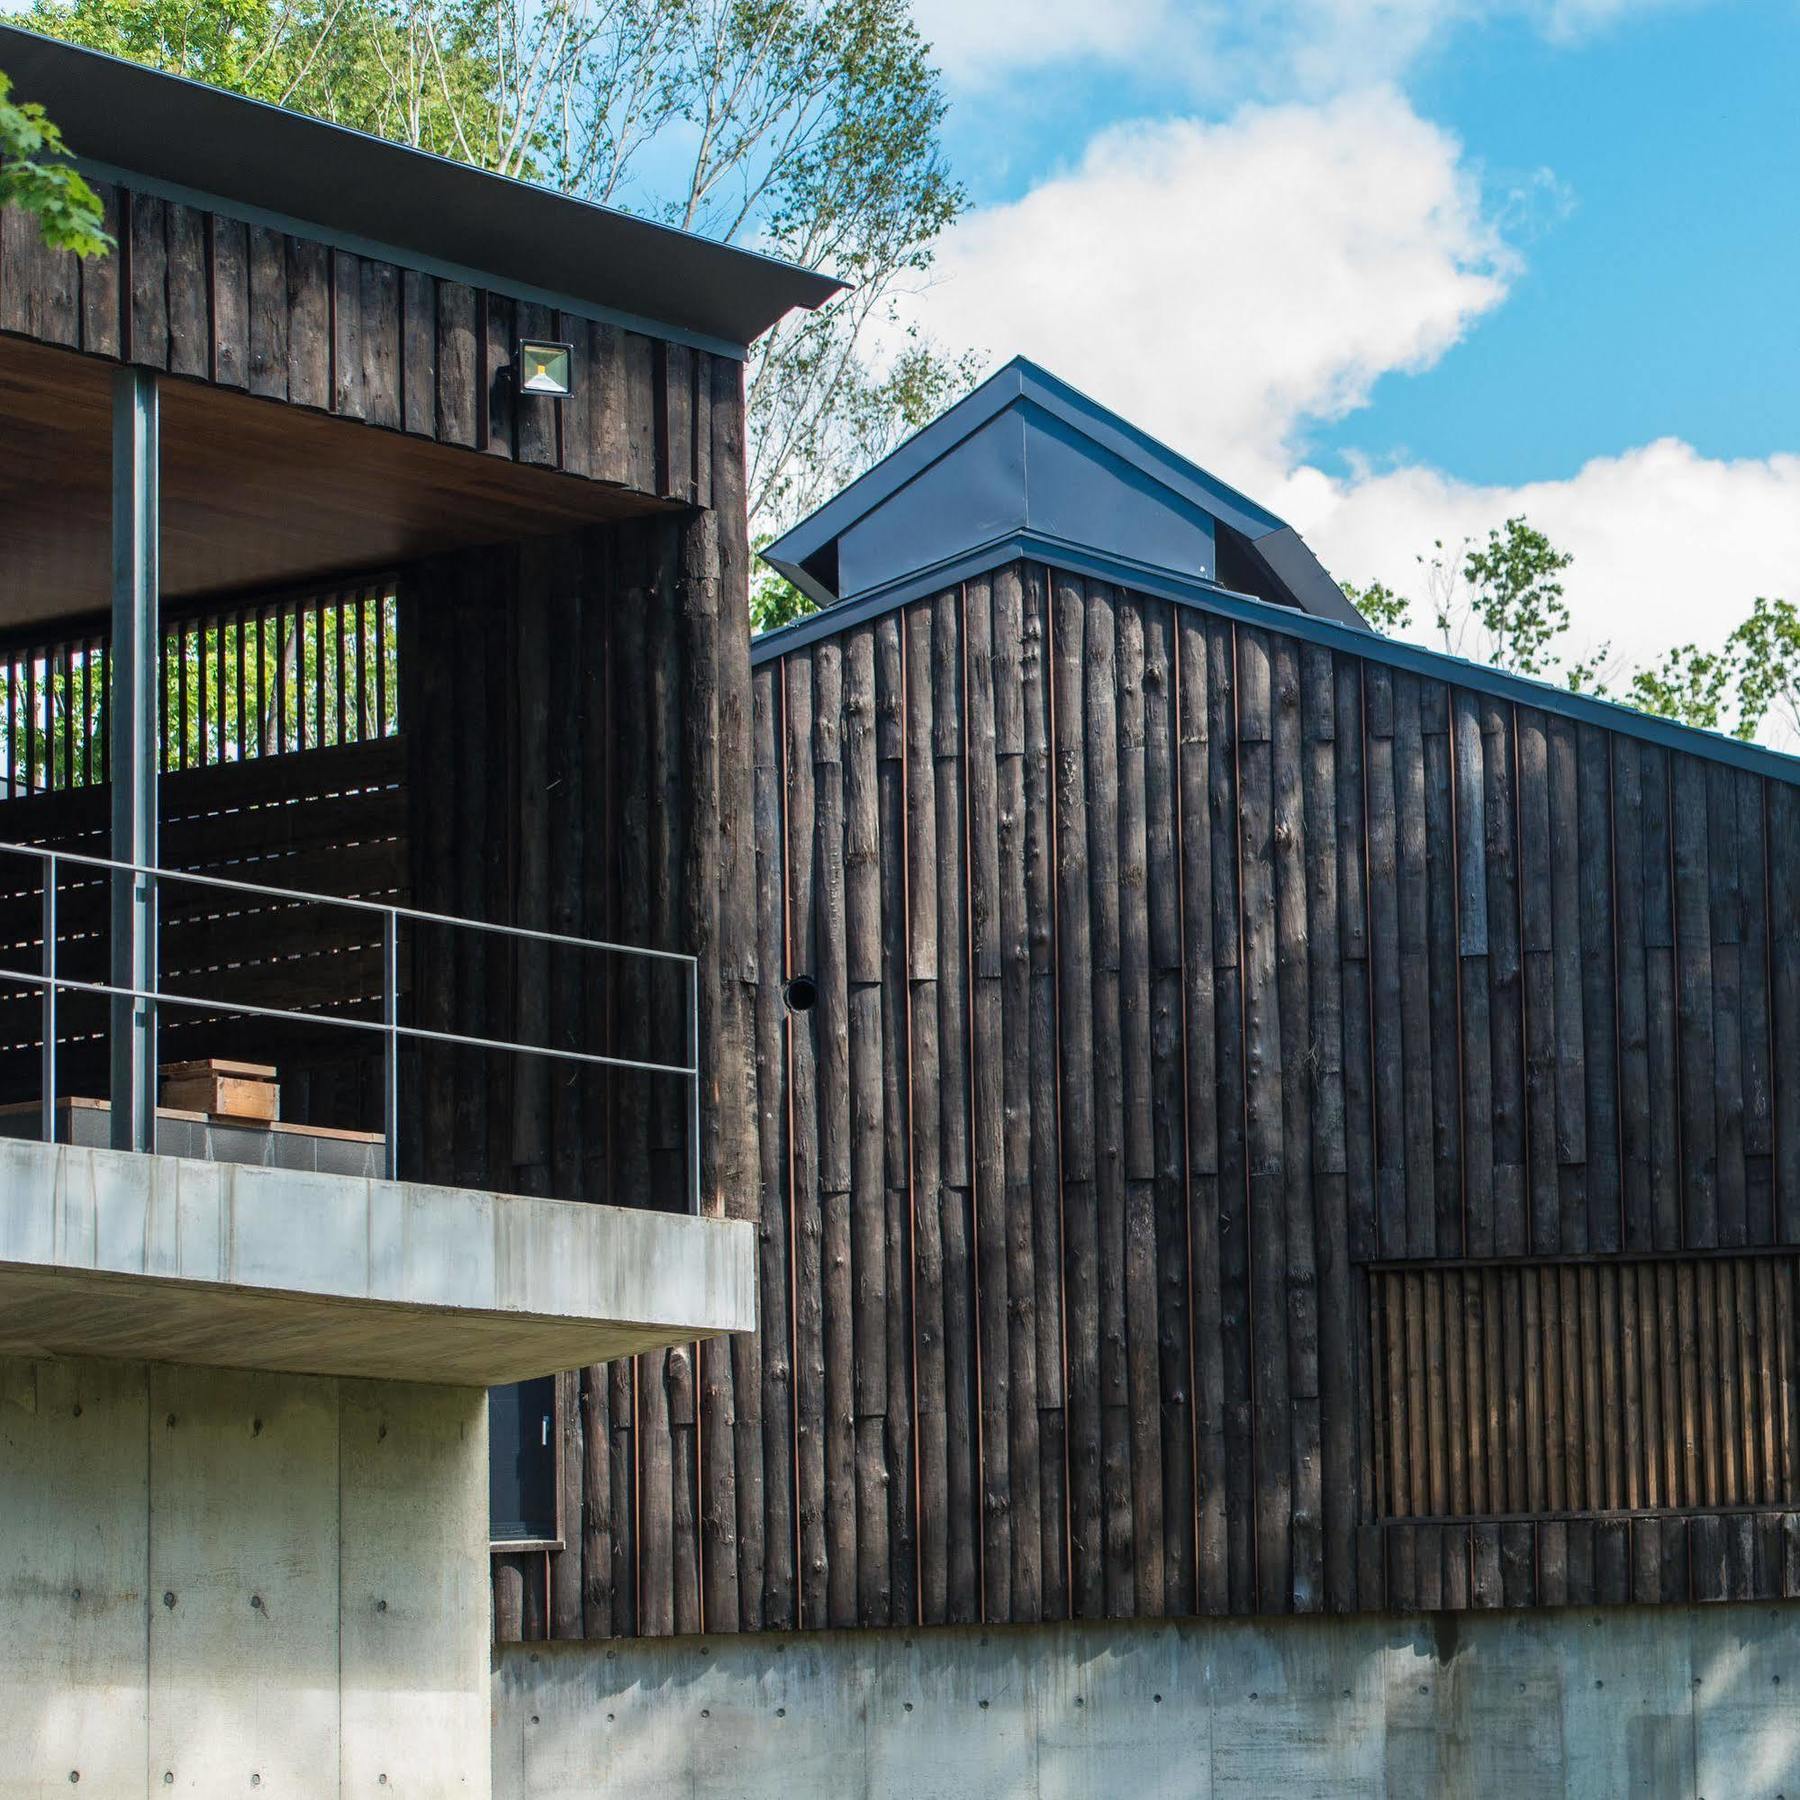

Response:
(0, 841), (702, 1213)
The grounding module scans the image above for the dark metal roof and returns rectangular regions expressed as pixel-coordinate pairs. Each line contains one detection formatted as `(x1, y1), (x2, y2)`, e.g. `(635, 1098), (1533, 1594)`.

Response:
(761, 355), (1370, 628)
(0, 23), (843, 353)
(750, 533), (1800, 789)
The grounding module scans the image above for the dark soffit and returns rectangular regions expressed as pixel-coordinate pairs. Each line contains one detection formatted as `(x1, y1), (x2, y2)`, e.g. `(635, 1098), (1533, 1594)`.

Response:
(0, 23), (843, 352)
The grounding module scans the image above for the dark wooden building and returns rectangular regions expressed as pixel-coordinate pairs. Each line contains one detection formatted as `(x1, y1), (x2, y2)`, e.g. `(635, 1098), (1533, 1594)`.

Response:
(513, 355), (1800, 1639)
(0, 28), (839, 1632)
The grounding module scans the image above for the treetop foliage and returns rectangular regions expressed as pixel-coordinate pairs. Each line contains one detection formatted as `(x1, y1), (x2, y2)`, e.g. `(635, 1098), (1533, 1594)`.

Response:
(1343, 519), (1797, 748)
(0, 65), (112, 257)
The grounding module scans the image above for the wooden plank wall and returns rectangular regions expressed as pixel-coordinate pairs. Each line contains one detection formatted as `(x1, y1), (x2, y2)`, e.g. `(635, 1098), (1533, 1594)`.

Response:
(397, 367), (760, 1640)
(495, 557), (1800, 1639)
(0, 192), (717, 504)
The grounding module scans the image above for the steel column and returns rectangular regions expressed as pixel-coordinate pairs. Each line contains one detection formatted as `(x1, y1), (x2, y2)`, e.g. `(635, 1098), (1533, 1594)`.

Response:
(110, 367), (159, 1152)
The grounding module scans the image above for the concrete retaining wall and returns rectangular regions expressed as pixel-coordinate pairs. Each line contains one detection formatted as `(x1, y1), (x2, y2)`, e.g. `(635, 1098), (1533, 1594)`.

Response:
(494, 1603), (1800, 1799)
(0, 1352), (489, 1797)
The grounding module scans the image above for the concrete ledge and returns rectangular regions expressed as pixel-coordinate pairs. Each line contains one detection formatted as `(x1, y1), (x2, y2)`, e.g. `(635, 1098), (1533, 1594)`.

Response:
(0, 1138), (755, 1383)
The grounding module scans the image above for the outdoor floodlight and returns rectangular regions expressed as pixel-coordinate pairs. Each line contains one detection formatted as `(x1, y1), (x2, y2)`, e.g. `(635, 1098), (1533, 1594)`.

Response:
(516, 339), (574, 400)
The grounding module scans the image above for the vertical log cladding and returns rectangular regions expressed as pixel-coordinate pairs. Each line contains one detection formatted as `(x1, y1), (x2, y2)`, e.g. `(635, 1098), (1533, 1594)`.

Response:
(497, 551), (1799, 1641)
(1053, 574), (1103, 1620)
(0, 192), (711, 508)
(404, 363), (753, 1642)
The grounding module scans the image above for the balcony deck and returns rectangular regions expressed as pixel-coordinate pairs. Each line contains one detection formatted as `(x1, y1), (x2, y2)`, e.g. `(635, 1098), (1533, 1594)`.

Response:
(0, 1135), (754, 1384)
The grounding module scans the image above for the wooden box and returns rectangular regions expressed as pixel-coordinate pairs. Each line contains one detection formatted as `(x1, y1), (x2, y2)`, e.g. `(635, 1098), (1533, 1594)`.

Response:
(159, 1058), (280, 1122)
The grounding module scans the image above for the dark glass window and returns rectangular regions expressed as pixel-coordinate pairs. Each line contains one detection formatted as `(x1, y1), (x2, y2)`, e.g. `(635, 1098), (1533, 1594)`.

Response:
(489, 1376), (559, 1543)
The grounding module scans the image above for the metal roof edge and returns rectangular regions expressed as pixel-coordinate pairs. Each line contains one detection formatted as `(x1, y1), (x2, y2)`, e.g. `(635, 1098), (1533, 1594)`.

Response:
(1007, 362), (1289, 543)
(0, 22), (841, 350)
(762, 360), (1031, 572)
(750, 539), (1800, 786)
(762, 355), (1358, 623)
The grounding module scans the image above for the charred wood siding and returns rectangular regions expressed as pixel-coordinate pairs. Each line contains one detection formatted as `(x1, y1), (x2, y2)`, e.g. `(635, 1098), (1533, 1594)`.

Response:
(500, 560), (1800, 1635)
(399, 369), (758, 1636)
(0, 191), (716, 504)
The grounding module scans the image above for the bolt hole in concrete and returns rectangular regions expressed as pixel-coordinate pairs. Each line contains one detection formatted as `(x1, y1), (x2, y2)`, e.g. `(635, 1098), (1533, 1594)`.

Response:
(163, 1592), (176, 1609)
(251, 1595), (263, 1611)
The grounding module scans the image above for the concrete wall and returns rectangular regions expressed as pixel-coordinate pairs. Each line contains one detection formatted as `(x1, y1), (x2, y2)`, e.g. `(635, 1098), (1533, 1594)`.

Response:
(0, 1353), (489, 1798)
(494, 1603), (1800, 1799)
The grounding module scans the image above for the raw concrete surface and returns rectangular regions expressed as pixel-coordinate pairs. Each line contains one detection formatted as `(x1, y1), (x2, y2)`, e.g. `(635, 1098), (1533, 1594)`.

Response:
(0, 1136), (756, 1382)
(494, 1604), (1800, 1799)
(0, 1351), (490, 1797)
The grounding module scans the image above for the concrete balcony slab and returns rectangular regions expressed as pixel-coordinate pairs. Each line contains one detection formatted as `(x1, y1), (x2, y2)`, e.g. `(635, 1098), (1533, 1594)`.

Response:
(0, 1137), (754, 1383)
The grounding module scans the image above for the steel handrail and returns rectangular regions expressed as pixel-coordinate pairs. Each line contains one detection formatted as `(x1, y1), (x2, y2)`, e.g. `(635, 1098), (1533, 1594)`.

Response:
(0, 839), (703, 1213)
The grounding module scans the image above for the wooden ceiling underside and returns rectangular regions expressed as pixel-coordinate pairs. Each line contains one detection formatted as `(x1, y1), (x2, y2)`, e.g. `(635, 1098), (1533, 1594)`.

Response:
(0, 334), (659, 630)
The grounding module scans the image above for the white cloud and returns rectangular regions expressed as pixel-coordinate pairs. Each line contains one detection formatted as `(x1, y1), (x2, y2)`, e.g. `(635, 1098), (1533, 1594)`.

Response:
(905, 90), (1512, 487)
(902, 79), (1799, 717)
(910, 0), (1706, 97)
(1283, 441), (1800, 676)
(908, 0), (1169, 86)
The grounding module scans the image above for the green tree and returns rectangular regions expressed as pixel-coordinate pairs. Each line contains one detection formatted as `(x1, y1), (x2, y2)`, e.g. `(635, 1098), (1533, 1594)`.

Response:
(0, 66), (111, 256)
(1625, 642), (1732, 733)
(1342, 517), (1610, 692)
(1338, 577), (1410, 635)
(21, 1), (495, 159)
(749, 536), (811, 633)
(1727, 595), (1800, 743)
(27, 0), (971, 548)
(1448, 516), (1580, 678)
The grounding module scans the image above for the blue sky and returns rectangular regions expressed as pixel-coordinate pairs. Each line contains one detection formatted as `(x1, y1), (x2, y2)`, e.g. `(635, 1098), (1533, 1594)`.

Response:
(902, 0), (1800, 680)
(1326, 3), (1800, 483)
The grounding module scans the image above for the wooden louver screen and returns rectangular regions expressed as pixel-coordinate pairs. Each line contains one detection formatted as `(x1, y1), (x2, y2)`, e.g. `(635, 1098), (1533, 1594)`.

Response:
(0, 580), (399, 797)
(1370, 1258), (1800, 1520)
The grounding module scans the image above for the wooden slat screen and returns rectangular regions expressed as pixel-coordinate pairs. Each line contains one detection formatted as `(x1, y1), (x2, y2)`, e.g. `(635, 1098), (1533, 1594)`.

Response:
(0, 580), (399, 797)
(1371, 1258), (1800, 1520)
(0, 735), (406, 1126)
(159, 582), (399, 772)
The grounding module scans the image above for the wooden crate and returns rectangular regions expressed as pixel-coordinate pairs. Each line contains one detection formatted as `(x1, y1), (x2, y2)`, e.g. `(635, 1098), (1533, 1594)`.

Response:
(158, 1058), (279, 1122)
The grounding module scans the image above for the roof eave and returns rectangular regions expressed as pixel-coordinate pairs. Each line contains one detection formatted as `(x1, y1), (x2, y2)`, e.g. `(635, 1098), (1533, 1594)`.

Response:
(0, 23), (842, 349)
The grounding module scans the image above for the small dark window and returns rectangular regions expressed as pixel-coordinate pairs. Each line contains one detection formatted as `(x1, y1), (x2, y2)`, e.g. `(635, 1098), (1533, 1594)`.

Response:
(489, 1376), (559, 1545)
(784, 974), (818, 1013)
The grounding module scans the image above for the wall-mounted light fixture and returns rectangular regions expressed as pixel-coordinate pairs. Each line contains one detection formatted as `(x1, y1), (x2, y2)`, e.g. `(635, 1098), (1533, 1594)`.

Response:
(515, 338), (575, 400)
